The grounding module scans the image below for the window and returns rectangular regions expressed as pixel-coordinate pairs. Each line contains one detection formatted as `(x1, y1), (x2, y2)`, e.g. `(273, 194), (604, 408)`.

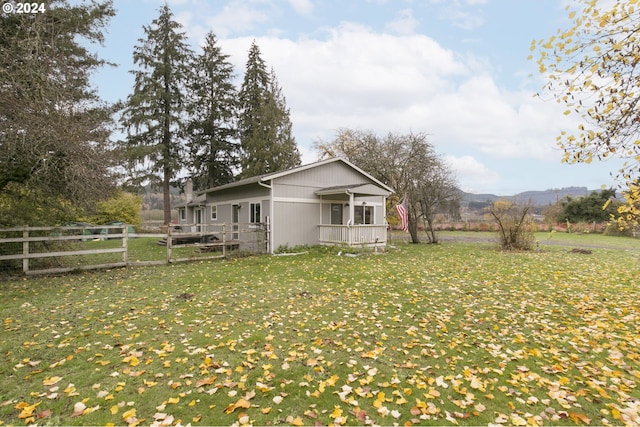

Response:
(210, 205), (217, 221)
(330, 204), (343, 225)
(354, 205), (373, 224)
(250, 203), (261, 223)
(179, 208), (185, 221)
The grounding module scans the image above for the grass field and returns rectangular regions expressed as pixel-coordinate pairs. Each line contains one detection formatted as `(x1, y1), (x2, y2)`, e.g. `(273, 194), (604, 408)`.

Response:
(0, 237), (639, 426)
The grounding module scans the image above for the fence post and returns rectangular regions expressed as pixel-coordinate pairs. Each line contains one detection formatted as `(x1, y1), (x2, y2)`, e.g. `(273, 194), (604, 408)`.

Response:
(222, 223), (226, 258)
(166, 225), (172, 263)
(22, 227), (29, 274)
(265, 217), (270, 253)
(122, 225), (128, 266)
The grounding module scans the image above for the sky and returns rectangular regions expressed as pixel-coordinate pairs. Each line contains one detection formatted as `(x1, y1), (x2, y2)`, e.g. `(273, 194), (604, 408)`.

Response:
(90, 0), (627, 195)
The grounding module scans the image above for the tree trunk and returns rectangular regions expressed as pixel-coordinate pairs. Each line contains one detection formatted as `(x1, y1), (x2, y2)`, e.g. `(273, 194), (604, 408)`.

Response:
(408, 210), (420, 244)
(425, 218), (438, 243)
(163, 165), (171, 226)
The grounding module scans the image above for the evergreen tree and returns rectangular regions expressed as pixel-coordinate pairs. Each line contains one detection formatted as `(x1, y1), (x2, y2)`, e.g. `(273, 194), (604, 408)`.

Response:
(0, 0), (118, 226)
(267, 70), (301, 171)
(560, 189), (619, 223)
(238, 41), (300, 177)
(187, 32), (239, 190)
(121, 4), (194, 225)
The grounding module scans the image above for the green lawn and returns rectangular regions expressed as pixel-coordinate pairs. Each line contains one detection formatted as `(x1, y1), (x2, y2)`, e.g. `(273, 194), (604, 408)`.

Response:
(0, 240), (638, 426)
(413, 230), (640, 250)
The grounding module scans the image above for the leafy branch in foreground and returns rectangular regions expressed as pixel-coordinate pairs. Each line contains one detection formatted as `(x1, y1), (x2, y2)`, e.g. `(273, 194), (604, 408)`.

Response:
(0, 0), (118, 225)
(533, 0), (640, 229)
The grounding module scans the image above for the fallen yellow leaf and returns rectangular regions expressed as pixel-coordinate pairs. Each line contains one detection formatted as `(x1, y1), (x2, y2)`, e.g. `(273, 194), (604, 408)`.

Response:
(121, 408), (136, 420)
(17, 401), (40, 419)
(43, 376), (62, 386)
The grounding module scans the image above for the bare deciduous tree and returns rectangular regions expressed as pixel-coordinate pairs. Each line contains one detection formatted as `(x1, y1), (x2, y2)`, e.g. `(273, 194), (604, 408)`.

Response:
(316, 129), (459, 243)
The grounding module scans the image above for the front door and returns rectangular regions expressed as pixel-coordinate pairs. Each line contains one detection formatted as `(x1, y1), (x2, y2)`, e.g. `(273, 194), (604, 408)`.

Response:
(331, 203), (343, 225)
(195, 208), (203, 232)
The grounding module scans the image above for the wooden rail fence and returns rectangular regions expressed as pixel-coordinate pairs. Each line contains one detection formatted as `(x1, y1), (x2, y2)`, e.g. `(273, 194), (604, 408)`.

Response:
(0, 225), (128, 276)
(0, 223), (269, 276)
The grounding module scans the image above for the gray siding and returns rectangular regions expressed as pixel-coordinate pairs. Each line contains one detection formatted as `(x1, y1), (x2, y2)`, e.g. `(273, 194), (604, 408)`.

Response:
(194, 159), (391, 251)
(272, 161), (369, 199)
(272, 201), (320, 249)
(262, 199), (271, 222)
(215, 204), (232, 223)
(205, 184), (270, 225)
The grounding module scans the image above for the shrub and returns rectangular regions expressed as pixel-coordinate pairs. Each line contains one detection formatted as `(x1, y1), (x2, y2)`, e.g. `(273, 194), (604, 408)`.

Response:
(90, 192), (142, 226)
(487, 200), (536, 250)
(603, 222), (636, 237)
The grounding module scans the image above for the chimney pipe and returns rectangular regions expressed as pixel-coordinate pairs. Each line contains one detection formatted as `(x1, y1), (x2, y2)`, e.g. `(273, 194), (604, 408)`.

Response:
(185, 179), (193, 203)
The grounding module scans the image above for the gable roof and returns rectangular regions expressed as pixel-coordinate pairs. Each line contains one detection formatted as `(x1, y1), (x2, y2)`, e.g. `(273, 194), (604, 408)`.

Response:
(197, 157), (394, 195)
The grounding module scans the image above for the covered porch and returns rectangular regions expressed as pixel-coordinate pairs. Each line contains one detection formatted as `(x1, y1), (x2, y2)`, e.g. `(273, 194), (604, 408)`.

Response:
(318, 224), (387, 246)
(316, 184), (390, 247)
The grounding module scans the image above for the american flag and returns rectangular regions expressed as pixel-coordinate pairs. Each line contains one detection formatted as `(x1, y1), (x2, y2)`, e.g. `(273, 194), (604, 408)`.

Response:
(395, 197), (408, 232)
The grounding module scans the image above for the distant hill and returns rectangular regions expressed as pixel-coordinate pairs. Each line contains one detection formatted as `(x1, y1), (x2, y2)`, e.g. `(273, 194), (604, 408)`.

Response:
(461, 186), (594, 208)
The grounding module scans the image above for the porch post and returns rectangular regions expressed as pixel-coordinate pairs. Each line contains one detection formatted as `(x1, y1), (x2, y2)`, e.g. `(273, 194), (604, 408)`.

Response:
(348, 191), (354, 224)
(348, 191), (354, 246)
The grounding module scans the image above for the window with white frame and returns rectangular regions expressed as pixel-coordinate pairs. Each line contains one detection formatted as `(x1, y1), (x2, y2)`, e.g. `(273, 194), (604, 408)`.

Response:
(179, 208), (185, 221)
(354, 205), (373, 224)
(210, 205), (217, 221)
(250, 203), (261, 223)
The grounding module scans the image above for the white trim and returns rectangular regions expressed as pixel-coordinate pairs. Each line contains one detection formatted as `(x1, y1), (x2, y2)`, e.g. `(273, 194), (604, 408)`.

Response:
(271, 196), (384, 207)
(215, 196), (266, 205)
(320, 199), (383, 207)
(273, 196), (319, 204)
(267, 180), (274, 253)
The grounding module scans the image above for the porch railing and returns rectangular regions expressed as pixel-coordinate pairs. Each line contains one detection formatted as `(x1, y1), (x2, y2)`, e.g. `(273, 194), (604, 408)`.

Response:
(318, 224), (387, 246)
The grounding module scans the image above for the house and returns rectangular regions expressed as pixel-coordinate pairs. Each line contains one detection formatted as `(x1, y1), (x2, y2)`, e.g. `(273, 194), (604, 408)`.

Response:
(177, 157), (393, 252)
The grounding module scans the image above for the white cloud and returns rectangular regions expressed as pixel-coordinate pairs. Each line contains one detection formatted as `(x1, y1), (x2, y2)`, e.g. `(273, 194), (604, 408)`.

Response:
(431, 0), (485, 30)
(445, 155), (500, 192)
(204, 0), (273, 37)
(385, 8), (419, 35)
(288, 0), (313, 15)
(223, 22), (468, 107)
(298, 142), (317, 164)
(215, 21), (577, 174)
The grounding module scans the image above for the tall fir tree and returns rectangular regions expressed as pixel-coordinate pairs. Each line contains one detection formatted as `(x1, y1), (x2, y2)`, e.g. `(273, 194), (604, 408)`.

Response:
(0, 0), (118, 226)
(121, 4), (194, 225)
(187, 32), (239, 190)
(268, 70), (301, 170)
(238, 41), (300, 177)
